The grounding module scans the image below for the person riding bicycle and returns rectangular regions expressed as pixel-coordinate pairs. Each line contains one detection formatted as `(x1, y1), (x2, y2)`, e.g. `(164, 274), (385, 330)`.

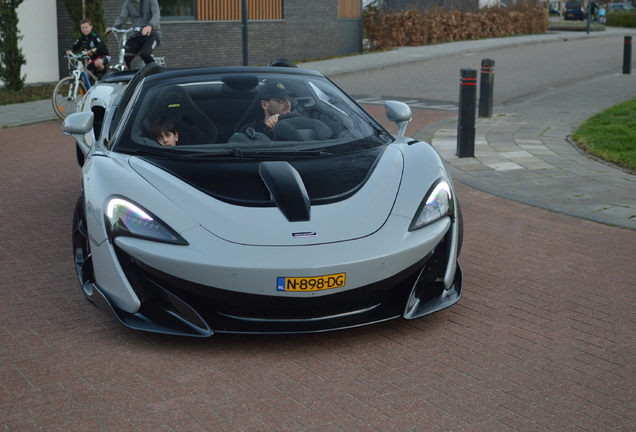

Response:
(107, 0), (161, 70)
(66, 18), (110, 79)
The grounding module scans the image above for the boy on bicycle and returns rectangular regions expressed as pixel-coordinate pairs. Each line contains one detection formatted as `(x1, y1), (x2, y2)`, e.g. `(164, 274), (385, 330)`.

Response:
(66, 18), (110, 79)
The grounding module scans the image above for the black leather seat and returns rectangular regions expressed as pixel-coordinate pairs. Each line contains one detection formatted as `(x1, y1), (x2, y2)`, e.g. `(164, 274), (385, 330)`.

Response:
(144, 86), (217, 145)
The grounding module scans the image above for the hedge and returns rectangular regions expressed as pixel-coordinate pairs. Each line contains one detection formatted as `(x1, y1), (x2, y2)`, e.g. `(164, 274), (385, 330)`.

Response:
(365, 6), (549, 51)
(606, 11), (636, 28)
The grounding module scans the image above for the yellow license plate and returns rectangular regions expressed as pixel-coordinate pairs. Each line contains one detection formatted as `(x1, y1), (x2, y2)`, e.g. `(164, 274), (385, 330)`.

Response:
(277, 273), (346, 292)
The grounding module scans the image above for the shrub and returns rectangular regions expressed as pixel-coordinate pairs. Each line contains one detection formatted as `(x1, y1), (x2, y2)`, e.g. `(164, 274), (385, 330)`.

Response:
(605, 11), (636, 27)
(63, 0), (106, 41)
(0, 0), (27, 91)
(364, 6), (549, 51)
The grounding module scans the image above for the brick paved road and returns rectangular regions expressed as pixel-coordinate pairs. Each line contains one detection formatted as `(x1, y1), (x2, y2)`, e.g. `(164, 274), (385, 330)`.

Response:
(1, 120), (635, 431)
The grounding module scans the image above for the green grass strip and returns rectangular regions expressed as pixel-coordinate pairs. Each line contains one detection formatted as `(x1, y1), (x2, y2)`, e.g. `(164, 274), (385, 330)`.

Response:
(572, 97), (636, 173)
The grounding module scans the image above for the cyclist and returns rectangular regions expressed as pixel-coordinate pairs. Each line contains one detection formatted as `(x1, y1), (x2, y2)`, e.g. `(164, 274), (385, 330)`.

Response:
(66, 18), (110, 79)
(107, 0), (162, 70)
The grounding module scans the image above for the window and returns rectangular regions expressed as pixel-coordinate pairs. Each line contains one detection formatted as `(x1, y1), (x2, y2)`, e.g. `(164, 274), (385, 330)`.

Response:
(159, 0), (196, 20)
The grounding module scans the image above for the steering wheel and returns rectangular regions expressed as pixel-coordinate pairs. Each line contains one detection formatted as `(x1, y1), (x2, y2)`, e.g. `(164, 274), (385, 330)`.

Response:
(227, 127), (272, 146)
(273, 115), (333, 141)
(278, 113), (303, 121)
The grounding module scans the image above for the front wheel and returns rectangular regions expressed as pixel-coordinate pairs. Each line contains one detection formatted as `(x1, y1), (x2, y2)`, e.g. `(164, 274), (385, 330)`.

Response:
(72, 194), (95, 302)
(52, 76), (87, 120)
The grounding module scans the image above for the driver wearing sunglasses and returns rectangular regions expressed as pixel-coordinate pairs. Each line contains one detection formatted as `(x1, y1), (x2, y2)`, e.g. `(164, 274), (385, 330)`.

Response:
(240, 81), (295, 139)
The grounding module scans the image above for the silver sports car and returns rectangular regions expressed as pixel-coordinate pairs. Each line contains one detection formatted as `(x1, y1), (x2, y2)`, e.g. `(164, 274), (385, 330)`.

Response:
(63, 62), (463, 337)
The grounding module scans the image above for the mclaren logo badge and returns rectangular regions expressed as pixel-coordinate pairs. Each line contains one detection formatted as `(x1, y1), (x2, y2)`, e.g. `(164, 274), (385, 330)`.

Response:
(292, 232), (317, 238)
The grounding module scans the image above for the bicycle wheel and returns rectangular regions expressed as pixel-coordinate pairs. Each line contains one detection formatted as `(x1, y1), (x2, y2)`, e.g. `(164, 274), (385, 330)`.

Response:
(52, 76), (88, 120)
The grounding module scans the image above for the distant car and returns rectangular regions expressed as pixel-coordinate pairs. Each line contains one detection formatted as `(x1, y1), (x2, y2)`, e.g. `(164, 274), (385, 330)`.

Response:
(607, 2), (635, 11)
(62, 62), (464, 337)
(564, 1), (586, 19)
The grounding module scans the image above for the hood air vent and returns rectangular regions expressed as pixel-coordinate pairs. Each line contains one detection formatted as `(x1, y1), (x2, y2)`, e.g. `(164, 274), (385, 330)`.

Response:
(259, 161), (310, 222)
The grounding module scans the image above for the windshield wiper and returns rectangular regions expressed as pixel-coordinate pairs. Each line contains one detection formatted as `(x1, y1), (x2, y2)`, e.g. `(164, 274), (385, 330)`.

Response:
(232, 149), (331, 158)
(117, 147), (330, 159)
(117, 147), (180, 158)
(117, 147), (233, 159)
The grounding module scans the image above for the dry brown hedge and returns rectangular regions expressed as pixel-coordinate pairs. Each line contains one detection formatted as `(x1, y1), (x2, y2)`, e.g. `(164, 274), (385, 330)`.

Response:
(364, 7), (549, 51)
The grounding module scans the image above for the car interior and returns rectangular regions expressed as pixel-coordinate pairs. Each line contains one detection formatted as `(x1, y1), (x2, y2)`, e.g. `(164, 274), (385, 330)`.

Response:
(127, 74), (367, 150)
(142, 85), (218, 145)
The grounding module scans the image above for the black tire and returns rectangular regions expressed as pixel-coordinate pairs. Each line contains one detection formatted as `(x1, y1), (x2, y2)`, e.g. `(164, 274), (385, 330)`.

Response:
(72, 194), (95, 302)
(52, 76), (88, 120)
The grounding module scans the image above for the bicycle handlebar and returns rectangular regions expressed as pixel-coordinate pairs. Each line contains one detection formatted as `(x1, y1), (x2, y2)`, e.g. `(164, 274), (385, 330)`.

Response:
(65, 51), (91, 59)
(106, 27), (141, 34)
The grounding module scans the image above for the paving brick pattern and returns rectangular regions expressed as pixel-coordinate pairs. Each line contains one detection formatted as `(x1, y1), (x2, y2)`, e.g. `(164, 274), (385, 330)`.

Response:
(1, 120), (635, 431)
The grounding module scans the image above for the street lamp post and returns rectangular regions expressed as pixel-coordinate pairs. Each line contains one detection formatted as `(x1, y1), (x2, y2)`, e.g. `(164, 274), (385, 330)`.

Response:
(242, 0), (248, 66)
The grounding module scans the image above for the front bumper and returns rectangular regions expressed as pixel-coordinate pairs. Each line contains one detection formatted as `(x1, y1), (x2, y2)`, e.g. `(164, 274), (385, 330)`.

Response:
(90, 217), (463, 337)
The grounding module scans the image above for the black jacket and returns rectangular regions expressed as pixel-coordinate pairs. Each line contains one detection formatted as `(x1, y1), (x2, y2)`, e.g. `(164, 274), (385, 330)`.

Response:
(240, 117), (274, 140)
(69, 31), (109, 57)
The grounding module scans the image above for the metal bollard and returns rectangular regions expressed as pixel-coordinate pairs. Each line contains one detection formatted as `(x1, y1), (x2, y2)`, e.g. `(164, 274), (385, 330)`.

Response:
(478, 59), (495, 118)
(623, 36), (632, 75)
(457, 68), (477, 158)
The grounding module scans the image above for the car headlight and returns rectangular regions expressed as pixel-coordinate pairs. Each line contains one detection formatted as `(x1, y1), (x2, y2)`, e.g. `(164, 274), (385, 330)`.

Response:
(105, 197), (188, 245)
(409, 180), (453, 231)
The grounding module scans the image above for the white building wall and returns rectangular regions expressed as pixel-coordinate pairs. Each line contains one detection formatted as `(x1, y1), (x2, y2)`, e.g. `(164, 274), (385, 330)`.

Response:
(16, 0), (60, 84)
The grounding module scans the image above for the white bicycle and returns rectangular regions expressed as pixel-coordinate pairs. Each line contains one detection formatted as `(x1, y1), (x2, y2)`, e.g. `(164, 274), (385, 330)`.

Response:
(105, 27), (166, 72)
(52, 52), (97, 120)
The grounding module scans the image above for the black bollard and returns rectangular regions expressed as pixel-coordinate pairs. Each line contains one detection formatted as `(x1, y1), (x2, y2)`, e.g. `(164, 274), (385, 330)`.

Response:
(457, 68), (477, 158)
(478, 59), (495, 118)
(623, 36), (632, 75)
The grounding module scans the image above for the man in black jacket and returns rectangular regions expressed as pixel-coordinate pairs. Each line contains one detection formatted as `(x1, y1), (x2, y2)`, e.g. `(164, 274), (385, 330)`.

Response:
(240, 81), (294, 140)
(66, 19), (110, 78)
(108, 0), (161, 70)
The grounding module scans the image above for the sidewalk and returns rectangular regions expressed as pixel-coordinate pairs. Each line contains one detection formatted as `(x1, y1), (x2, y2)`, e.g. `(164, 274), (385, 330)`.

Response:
(4, 27), (636, 229)
(0, 98), (58, 128)
(418, 71), (636, 230)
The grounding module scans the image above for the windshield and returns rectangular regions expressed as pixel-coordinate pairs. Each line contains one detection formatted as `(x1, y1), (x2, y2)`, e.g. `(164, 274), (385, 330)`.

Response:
(113, 72), (392, 156)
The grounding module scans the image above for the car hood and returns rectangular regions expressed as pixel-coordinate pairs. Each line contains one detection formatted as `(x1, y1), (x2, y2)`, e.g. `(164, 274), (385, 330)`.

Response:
(128, 145), (404, 246)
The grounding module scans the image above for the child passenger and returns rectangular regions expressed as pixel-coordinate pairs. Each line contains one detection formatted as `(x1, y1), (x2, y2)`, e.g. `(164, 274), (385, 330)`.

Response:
(150, 117), (179, 146)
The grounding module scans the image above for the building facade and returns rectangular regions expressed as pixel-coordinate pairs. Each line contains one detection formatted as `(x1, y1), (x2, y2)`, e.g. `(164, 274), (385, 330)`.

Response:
(57, 0), (362, 79)
(8, 0), (59, 85)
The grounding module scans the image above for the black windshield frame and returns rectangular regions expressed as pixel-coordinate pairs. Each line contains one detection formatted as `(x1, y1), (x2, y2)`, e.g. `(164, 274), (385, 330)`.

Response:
(112, 70), (393, 157)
